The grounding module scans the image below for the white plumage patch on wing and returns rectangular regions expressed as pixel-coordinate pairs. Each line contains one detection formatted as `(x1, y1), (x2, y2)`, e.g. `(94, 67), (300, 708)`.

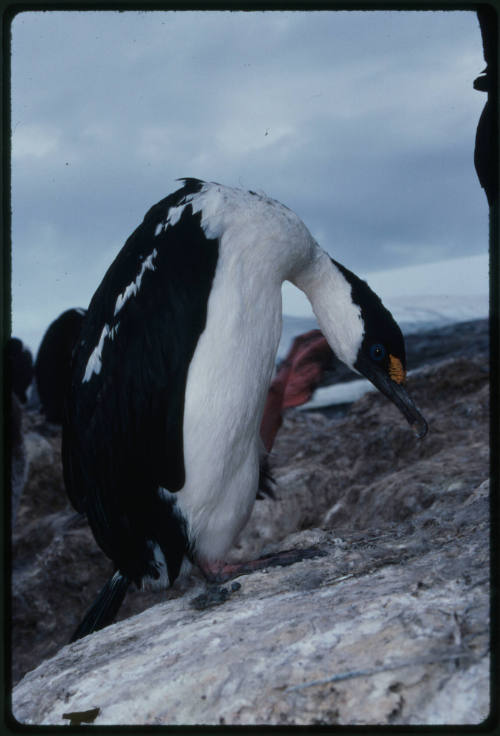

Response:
(166, 203), (187, 228)
(83, 246), (159, 383)
(114, 248), (158, 316)
(83, 324), (110, 382)
(155, 204), (187, 236)
(160, 184), (233, 244)
(188, 186), (227, 240)
(140, 542), (169, 591)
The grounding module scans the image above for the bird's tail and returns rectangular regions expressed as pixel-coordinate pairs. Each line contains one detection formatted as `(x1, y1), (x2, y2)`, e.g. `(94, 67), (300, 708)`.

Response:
(70, 570), (130, 642)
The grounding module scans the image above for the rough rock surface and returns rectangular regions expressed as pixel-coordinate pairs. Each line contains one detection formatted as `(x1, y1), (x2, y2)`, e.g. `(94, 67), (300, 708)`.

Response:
(10, 321), (491, 726)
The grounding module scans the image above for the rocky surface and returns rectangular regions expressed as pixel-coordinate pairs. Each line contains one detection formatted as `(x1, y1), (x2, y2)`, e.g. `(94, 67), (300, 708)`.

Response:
(10, 319), (491, 725)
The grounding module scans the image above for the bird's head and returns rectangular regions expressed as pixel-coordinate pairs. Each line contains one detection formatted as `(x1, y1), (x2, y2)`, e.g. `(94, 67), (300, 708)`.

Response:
(328, 258), (428, 439)
(353, 319), (428, 440)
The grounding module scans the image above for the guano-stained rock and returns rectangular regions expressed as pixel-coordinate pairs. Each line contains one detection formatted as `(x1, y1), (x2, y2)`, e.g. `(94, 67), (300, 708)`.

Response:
(11, 341), (491, 725)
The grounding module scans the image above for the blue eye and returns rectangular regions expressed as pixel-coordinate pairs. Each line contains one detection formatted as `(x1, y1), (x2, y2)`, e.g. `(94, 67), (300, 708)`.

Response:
(370, 344), (386, 361)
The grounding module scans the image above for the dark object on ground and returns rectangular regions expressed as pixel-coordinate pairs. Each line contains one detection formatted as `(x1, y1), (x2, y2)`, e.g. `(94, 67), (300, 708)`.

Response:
(7, 338), (33, 404)
(62, 707), (100, 726)
(35, 308), (87, 424)
(190, 583), (240, 611)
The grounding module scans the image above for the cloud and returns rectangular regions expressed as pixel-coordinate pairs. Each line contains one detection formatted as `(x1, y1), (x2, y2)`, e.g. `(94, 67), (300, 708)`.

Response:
(10, 9), (489, 351)
(12, 123), (62, 160)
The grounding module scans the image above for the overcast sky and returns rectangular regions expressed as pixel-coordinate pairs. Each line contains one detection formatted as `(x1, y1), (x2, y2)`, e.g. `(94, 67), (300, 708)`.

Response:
(10, 9), (488, 353)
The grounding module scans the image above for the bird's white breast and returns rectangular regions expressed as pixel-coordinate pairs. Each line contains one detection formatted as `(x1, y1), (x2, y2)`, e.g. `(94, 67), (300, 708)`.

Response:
(172, 184), (315, 563)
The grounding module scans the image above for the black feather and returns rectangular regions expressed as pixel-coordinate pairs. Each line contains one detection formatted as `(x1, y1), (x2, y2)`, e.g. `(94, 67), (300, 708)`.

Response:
(257, 455), (276, 500)
(62, 179), (218, 584)
(70, 571), (130, 642)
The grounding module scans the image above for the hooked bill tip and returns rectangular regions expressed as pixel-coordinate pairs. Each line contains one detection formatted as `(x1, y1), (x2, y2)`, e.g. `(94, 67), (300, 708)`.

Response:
(412, 416), (428, 440)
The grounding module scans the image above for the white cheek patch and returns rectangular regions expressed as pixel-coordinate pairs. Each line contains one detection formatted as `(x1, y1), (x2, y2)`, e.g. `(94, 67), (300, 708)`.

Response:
(333, 303), (364, 367)
(114, 248), (158, 316)
(291, 252), (365, 370)
(312, 260), (364, 368)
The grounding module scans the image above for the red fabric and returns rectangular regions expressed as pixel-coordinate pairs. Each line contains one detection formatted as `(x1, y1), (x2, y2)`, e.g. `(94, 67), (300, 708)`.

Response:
(260, 330), (332, 452)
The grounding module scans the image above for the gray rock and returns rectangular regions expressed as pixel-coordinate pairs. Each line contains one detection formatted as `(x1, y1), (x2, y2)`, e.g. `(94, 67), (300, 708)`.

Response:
(11, 351), (491, 725)
(12, 485), (489, 726)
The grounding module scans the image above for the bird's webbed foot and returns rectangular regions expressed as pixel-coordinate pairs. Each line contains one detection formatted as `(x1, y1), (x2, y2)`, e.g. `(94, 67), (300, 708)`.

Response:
(198, 546), (327, 584)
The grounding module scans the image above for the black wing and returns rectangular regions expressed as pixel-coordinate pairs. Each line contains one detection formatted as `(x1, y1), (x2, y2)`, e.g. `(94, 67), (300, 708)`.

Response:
(62, 180), (219, 580)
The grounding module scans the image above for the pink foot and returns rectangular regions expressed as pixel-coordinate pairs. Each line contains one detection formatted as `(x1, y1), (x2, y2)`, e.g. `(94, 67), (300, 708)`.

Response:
(199, 546), (326, 584)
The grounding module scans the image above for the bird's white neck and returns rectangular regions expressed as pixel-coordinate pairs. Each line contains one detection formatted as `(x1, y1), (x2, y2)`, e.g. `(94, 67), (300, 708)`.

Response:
(290, 249), (364, 368)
